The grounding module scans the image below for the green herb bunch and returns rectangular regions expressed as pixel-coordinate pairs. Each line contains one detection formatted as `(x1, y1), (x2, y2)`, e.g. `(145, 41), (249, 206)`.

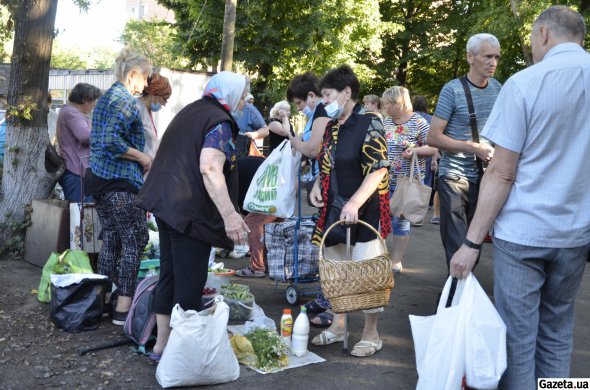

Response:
(246, 328), (289, 372)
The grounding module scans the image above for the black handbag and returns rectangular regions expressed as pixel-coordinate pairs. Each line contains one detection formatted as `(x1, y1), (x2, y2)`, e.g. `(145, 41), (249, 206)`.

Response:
(323, 171), (368, 244)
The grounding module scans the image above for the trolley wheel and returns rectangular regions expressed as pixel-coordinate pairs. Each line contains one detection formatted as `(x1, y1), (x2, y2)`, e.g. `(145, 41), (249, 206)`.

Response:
(285, 285), (300, 306)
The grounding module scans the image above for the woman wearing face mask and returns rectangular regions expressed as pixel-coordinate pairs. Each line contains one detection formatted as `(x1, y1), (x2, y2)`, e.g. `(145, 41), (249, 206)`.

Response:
(309, 65), (391, 357)
(136, 72), (251, 361)
(86, 47), (152, 325)
(136, 72), (172, 160)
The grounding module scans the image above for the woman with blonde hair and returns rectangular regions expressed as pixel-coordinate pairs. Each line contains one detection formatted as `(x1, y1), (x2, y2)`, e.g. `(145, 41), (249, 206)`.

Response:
(86, 47), (152, 325)
(382, 86), (436, 274)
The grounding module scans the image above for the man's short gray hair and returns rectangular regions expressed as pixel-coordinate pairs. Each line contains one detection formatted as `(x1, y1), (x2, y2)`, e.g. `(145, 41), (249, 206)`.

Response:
(534, 5), (586, 42)
(466, 33), (500, 54)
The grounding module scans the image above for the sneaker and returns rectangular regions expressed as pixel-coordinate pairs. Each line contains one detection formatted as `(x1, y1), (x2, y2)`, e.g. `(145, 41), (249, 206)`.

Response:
(229, 244), (249, 259)
(412, 220), (424, 227)
(431, 216), (440, 225)
(392, 262), (403, 275)
(112, 310), (129, 326)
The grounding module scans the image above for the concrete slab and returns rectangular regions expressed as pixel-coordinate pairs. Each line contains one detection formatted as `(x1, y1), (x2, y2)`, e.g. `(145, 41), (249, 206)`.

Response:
(23, 199), (70, 267)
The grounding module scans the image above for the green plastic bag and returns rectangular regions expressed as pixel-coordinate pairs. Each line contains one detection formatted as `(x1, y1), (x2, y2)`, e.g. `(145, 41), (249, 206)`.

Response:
(37, 249), (94, 303)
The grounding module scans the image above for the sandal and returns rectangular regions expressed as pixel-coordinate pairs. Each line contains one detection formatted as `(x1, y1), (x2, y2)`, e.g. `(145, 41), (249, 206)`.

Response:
(148, 351), (162, 362)
(310, 312), (333, 328)
(311, 330), (344, 346)
(350, 340), (383, 357)
(235, 267), (265, 278)
(304, 299), (328, 315)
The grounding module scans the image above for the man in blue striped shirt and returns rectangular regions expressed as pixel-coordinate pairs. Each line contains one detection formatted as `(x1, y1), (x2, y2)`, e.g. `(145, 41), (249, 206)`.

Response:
(427, 33), (502, 266)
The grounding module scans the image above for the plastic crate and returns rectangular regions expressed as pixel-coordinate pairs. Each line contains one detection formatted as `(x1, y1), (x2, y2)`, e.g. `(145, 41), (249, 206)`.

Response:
(137, 259), (160, 281)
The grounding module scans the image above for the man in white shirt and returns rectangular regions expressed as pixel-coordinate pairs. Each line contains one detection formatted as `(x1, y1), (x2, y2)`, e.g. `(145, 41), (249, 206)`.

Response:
(449, 6), (590, 388)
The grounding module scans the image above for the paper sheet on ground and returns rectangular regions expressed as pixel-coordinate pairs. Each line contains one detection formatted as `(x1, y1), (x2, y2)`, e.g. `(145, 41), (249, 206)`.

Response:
(227, 325), (326, 375)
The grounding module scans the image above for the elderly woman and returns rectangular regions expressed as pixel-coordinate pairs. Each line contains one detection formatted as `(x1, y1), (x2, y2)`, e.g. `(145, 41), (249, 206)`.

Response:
(86, 47), (152, 325)
(136, 73), (172, 160)
(136, 71), (251, 361)
(382, 86), (436, 273)
(362, 94), (382, 119)
(309, 65), (391, 357)
(56, 83), (101, 202)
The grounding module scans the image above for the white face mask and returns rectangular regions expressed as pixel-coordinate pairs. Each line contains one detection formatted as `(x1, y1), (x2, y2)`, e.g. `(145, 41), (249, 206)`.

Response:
(324, 91), (345, 120)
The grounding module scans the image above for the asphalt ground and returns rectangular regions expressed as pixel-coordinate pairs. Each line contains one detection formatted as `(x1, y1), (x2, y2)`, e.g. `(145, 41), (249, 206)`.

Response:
(1, 207), (588, 389)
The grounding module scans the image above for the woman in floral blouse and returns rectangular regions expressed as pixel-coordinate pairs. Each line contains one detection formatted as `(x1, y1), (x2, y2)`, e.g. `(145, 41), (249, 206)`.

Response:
(382, 86), (436, 274)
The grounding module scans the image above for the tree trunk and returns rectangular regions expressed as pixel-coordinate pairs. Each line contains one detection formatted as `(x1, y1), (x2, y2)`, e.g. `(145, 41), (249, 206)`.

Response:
(395, 0), (415, 86)
(0, 0), (63, 250)
(220, 0), (237, 71)
(510, 0), (533, 66)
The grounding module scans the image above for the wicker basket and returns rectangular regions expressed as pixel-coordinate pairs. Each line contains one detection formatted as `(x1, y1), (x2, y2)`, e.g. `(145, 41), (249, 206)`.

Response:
(319, 220), (394, 313)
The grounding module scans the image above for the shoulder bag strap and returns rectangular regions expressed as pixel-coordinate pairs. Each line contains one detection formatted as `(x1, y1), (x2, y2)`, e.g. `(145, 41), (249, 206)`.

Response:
(459, 76), (484, 175)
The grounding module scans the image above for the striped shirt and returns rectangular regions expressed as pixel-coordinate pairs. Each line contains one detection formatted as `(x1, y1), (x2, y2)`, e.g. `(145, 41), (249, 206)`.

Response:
(482, 43), (590, 248)
(384, 114), (429, 189)
(90, 82), (145, 190)
(434, 77), (502, 182)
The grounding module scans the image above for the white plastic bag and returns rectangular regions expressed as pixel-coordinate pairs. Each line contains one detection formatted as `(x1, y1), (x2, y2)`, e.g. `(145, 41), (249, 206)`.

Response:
(243, 140), (301, 218)
(244, 302), (276, 333)
(410, 274), (506, 390)
(156, 297), (240, 388)
(464, 275), (507, 389)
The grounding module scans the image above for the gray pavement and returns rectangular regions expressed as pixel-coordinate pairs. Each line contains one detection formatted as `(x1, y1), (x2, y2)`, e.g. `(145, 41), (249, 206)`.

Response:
(1, 208), (588, 389)
(220, 208), (590, 389)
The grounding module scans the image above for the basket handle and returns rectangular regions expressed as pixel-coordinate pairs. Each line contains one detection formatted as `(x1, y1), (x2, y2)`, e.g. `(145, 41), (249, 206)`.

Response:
(319, 219), (388, 261)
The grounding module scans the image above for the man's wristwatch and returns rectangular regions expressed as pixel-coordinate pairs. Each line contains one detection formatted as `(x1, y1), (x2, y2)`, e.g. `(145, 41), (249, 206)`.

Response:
(463, 238), (482, 250)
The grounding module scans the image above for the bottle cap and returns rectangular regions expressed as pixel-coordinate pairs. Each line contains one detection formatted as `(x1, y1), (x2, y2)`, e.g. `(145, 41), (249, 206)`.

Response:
(283, 309), (292, 315)
(300, 305), (307, 313)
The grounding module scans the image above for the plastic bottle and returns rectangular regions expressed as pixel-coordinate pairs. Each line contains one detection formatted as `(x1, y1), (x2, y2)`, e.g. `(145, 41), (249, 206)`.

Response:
(145, 266), (157, 277)
(280, 309), (293, 348)
(291, 306), (310, 357)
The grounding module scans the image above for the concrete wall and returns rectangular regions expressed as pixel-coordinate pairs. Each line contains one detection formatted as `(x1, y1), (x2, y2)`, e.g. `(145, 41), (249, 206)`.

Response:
(155, 68), (212, 137)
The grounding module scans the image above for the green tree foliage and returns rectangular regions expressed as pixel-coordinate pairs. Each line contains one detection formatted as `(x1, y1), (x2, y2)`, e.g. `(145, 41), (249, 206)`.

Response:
(157, 0), (590, 106)
(120, 18), (188, 69)
(158, 0), (383, 110)
(0, 5), (13, 63)
(50, 44), (89, 69)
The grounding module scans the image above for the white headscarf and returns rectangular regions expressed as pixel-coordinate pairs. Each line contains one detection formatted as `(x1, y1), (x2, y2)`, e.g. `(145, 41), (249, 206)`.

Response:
(202, 71), (247, 113)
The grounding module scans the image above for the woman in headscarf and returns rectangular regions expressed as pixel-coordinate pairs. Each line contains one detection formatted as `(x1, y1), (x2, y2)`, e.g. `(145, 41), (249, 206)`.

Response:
(135, 72), (172, 160)
(136, 71), (251, 361)
(86, 47), (152, 325)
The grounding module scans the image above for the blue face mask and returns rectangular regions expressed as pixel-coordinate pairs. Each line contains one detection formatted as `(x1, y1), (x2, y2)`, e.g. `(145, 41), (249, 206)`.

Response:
(302, 105), (313, 119)
(150, 102), (162, 112)
(324, 92), (344, 120)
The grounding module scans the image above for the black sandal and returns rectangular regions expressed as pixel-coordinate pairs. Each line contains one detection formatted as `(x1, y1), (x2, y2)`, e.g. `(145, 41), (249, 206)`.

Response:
(310, 312), (333, 328)
(304, 299), (328, 315)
